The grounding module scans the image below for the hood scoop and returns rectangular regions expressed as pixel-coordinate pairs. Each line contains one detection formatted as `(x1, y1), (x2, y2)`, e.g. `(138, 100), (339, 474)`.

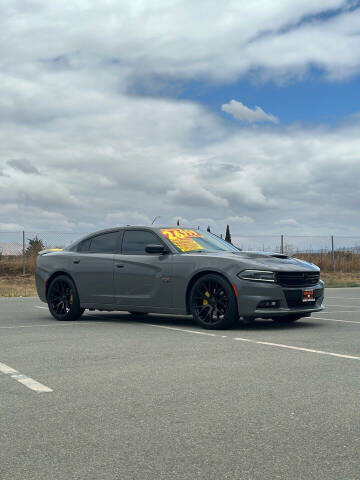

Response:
(235, 251), (290, 260)
(269, 253), (290, 259)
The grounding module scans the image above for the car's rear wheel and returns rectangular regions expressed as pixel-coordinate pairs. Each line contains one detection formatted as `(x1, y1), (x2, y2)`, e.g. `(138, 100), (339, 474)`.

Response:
(47, 275), (84, 321)
(190, 274), (238, 329)
(273, 315), (302, 323)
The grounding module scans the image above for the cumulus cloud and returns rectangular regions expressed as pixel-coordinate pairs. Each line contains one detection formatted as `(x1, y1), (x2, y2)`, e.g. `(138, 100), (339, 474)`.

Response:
(2, 84), (360, 235)
(221, 100), (279, 124)
(170, 216), (191, 227)
(105, 211), (151, 226)
(7, 159), (40, 174)
(166, 178), (229, 209)
(276, 219), (299, 226)
(227, 216), (255, 224)
(1, 1), (359, 84)
(0, 1), (360, 237)
(0, 223), (24, 232)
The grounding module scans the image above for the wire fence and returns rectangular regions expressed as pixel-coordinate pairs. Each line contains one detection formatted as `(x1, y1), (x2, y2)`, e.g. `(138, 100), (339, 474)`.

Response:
(1, 230), (360, 274)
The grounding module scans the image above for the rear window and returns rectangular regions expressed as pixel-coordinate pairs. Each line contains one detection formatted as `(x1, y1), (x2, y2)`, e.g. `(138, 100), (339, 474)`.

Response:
(79, 232), (119, 253)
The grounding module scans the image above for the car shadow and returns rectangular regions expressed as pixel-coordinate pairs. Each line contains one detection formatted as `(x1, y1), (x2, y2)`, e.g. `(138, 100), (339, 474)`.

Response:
(81, 311), (322, 331)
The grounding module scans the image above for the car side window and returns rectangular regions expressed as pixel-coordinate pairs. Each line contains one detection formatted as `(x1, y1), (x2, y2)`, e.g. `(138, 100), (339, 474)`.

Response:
(80, 232), (119, 254)
(79, 238), (91, 252)
(122, 230), (164, 255)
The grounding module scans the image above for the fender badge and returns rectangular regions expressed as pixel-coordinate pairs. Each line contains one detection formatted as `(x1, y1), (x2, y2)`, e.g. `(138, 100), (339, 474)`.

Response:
(161, 276), (170, 283)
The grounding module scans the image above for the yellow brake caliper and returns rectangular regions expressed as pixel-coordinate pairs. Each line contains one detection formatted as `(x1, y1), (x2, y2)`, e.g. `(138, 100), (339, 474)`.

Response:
(69, 292), (74, 306)
(203, 291), (210, 305)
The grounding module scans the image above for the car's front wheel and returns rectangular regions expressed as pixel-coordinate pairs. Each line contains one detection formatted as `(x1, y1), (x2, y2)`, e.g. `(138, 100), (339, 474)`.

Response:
(190, 274), (238, 329)
(47, 275), (85, 321)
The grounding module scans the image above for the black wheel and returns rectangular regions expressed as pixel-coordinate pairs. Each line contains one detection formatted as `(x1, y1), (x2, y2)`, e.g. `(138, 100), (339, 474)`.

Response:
(128, 312), (148, 316)
(47, 275), (84, 321)
(273, 315), (302, 323)
(190, 274), (238, 329)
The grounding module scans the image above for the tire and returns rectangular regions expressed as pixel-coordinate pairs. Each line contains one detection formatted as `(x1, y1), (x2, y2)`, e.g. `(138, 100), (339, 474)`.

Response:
(47, 275), (85, 321)
(128, 312), (148, 316)
(273, 315), (302, 323)
(190, 273), (238, 329)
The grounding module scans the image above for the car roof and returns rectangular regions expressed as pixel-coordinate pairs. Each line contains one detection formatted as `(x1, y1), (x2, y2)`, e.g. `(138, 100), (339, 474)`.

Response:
(83, 226), (204, 235)
(66, 226), (206, 250)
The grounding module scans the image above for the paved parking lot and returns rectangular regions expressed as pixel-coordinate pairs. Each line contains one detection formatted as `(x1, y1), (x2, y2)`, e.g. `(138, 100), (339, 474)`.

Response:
(1, 288), (359, 480)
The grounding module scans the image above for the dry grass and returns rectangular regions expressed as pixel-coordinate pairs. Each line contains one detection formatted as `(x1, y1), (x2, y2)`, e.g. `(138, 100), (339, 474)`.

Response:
(321, 272), (360, 288)
(0, 255), (37, 276)
(295, 251), (360, 273)
(0, 255), (38, 296)
(0, 275), (37, 297)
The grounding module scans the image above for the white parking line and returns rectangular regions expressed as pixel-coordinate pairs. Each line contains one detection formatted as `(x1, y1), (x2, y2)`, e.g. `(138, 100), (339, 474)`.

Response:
(6, 305), (359, 362)
(233, 338), (360, 360)
(147, 323), (219, 337)
(0, 322), (105, 329)
(146, 323), (359, 360)
(323, 304), (360, 308)
(317, 310), (360, 315)
(35, 306), (47, 309)
(311, 316), (360, 325)
(326, 297), (360, 300)
(0, 362), (53, 393)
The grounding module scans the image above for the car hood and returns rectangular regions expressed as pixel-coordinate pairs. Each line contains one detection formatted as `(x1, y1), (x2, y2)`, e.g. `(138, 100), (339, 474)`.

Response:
(187, 251), (319, 272)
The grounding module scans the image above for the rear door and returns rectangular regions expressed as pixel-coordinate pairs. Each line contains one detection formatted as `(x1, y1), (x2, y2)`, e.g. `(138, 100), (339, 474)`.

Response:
(114, 229), (173, 308)
(71, 230), (120, 305)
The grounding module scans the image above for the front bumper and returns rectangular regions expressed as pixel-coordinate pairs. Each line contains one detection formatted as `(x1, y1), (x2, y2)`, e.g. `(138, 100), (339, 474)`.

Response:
(235, 279), (324, 318)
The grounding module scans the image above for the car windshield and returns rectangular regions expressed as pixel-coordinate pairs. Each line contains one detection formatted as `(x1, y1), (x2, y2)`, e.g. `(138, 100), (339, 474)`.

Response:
(159, 228), (239, 253)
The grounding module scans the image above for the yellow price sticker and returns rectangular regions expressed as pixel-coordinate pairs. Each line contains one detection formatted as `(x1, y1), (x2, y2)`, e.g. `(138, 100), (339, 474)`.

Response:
(160, 229), (204, 252)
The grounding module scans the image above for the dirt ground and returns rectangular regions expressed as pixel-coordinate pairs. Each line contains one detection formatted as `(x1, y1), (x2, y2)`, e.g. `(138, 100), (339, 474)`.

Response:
(0, 276), (37, 297)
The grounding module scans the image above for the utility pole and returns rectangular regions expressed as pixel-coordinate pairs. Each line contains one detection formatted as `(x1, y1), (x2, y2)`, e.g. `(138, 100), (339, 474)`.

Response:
(22, 231), (26, 275)
(331, 235), (335, 272)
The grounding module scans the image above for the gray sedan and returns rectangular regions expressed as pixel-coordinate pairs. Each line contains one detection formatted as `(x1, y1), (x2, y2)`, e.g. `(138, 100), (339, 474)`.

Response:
(35, 226), (324, 329)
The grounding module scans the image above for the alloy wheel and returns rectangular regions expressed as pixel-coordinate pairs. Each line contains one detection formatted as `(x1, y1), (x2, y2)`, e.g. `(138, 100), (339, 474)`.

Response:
(48, 278), (74, 317)
(192, 278), (229, 326)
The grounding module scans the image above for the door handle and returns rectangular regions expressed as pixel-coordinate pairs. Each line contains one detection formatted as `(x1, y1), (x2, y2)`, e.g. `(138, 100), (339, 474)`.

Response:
(73, 260), (80, 264)
(116, 264), (124, 268)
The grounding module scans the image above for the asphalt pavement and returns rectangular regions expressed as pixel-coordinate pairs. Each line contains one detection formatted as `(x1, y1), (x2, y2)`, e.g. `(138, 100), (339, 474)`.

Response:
(1, 289), (359, 480)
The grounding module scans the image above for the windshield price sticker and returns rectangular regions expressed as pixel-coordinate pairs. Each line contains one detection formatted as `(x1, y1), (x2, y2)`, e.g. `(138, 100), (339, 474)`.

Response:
(160, 229), (204, 252)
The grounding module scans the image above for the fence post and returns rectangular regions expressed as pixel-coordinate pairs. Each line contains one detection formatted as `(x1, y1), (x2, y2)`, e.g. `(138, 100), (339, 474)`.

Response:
(331, 235), (335, 272)
(280, 234), (284, 254)
(22, 230), (26, 275)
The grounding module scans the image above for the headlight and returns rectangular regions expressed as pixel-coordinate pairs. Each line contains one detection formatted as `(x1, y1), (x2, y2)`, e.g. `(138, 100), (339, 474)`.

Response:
(237, 270), (275, 282)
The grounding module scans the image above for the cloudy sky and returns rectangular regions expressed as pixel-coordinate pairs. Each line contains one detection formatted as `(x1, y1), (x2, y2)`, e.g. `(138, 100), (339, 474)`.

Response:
(1, 0), (360, 237)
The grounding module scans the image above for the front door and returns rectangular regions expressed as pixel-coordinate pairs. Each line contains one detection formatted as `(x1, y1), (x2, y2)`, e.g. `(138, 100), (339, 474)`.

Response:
(114, 230), (173, 308)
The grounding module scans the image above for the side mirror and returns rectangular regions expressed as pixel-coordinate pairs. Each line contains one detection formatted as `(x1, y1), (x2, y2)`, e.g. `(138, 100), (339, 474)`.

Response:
(145, 244), (169, 254)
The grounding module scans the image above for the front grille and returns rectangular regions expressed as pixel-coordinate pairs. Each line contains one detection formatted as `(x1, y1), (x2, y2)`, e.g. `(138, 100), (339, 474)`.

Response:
(284, 289), (322, 308)
(276, 271), (320, 287)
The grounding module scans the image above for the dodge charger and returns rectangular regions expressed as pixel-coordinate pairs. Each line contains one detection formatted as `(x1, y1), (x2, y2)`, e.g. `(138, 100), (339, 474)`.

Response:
(35, 226), (325, 329)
